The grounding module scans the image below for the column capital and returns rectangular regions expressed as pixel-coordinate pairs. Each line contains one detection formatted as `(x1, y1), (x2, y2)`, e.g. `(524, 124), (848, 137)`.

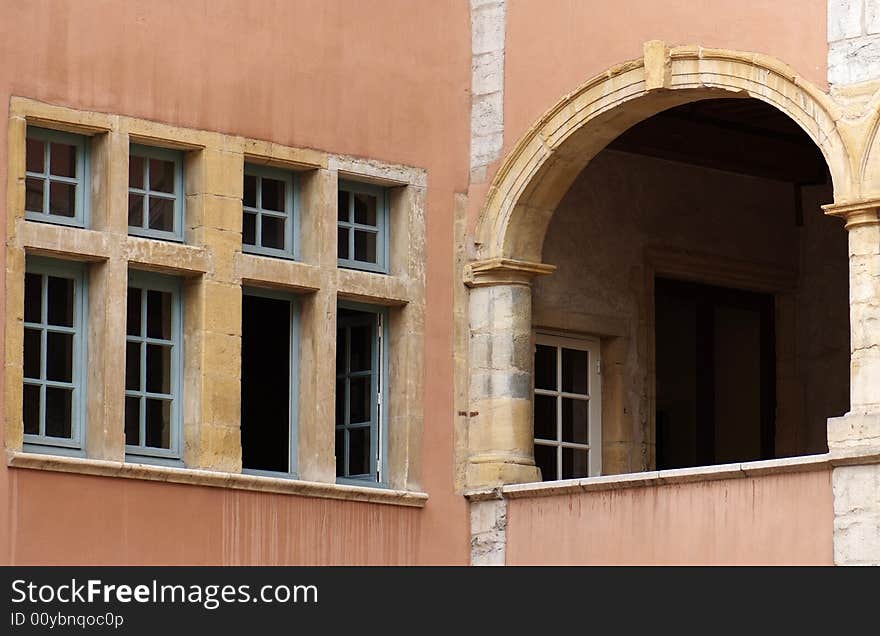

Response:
(464, 257), (556, 288)
(823, 197), (880, 229)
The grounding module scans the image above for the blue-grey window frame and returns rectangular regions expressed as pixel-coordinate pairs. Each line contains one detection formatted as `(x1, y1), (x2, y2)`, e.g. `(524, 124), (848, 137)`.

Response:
(242, 164), (300, 260)
(335, 301), (389, 486)
(128, 144), (186, 242)
(241, 286), (300, 479)
(25, 126), (90, 228)
(124, 270), (184, 464)
(22, 256), (88, 456)
(337, 180), (390, 274)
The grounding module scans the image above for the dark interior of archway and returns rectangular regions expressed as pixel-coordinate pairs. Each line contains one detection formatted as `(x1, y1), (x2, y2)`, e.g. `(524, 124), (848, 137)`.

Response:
(533, 96), (848, 478)
(608, 97), (831, 188)
(616, 98), (838, 469)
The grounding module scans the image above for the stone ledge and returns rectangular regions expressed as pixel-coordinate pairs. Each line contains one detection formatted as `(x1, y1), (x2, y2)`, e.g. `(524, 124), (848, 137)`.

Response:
(7, 451), (428, 508)
(337, 268), (410, 306)
(18, 221), (113, 261)
(465, 453), (880, 501)
(235, 252), (322, 292)
(125, 237), (210, 276)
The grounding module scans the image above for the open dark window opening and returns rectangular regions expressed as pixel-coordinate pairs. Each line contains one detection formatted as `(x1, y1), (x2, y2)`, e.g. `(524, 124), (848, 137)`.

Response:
(241, 294), (292, 473)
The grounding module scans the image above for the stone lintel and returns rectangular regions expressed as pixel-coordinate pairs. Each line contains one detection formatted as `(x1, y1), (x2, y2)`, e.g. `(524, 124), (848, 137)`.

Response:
(464, 257), (556, 287)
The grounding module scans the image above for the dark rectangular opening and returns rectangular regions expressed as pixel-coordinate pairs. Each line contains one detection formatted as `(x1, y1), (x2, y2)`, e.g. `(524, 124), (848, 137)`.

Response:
(241, 293), (291, 473)
(655, 277), (775, 470)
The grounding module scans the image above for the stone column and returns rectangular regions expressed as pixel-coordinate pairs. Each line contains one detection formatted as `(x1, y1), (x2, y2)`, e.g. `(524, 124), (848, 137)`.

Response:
(465, 258), (554, 487)
(823, 198), (880, 565)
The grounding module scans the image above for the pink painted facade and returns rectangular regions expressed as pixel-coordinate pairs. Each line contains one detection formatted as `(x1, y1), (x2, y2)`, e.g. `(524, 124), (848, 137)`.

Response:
(0, 0), (844, 565)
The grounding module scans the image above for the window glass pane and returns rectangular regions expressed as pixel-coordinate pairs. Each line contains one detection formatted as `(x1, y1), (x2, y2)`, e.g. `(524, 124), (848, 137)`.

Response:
(334, 381), (346, 427)
(261, 178), (285, 212)
(349, 375), (371, 424)
(261, 215), (285, 250)
(534, 344), (556, 391)
(349, 427), (370, 476)
(353, 230), (377, 263)
(25, 178), (44, 213)
(561, 347), (588, 395)
(337, 227), (350, 260)
(148, 197), (174, 232)
(23, 384), (40, 435)
(128, 193), (144, 227)
(149, 158), (175, 194)
(126, 342), (141, 391)
(243, 212), (257, 246)
(23, 328), (41, 379)
(24, 273), (42, 323)
(46, 331), (73, 382)
(127, 288), (142, 336)
(353, 193), (377, 226)
(129, 155), (144, 190)
(243, 174), (257, 208)
(562, 447), (589, 479)
(146, 344), (172, 394)
(146, 290), (172, 340)
(338, 190), (350, 222)
(534, 394), (557, 441)
(349, 324), (373, 372)
(125, 396), (141, 446)
(49, 142), (77, 178)
(48, 181), (76, 217)
(535, 444), (557, 481)
(47, 275), (74, 327)
(145, 399), (171, 448)
(26, 138), (45, 173)
(45, 387), (72, 438)
(561, 398), (589, 444)
(335, 429), (345, 476)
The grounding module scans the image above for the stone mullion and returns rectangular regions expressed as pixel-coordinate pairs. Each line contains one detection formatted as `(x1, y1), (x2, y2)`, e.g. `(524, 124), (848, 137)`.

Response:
(84, 128), (128, 460)
(296, 168), (338, 482)
(182, 146), (244, 472)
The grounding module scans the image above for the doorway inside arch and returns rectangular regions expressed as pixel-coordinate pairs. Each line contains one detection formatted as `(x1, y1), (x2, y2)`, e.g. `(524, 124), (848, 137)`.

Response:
(532, 97), (850, 478)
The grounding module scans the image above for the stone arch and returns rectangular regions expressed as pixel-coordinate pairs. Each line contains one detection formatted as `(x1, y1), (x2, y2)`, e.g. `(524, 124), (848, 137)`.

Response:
(465, 43), (860, 489)
(474, 43), (854, 266)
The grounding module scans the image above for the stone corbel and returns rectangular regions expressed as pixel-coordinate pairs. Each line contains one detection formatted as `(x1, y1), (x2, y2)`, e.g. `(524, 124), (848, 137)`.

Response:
(464, 257), (556, 288)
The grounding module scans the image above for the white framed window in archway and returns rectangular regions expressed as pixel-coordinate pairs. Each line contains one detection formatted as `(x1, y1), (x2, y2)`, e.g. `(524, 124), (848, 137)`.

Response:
(533, 332), (602, 480)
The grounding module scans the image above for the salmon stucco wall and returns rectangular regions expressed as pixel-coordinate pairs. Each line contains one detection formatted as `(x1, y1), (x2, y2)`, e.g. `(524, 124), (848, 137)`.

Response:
(505, 469), (835, 565)
(0, 0), (472, 565)
(503, 0), (829, 160)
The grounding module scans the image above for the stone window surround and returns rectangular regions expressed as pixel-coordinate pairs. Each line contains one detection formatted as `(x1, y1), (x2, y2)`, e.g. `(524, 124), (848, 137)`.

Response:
(4, 97), (427, 508)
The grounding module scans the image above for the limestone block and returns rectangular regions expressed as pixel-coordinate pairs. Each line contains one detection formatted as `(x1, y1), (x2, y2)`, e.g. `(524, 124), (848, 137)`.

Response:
(829, 36), (880, 85)
(828, 0), (865, 41)
(469, 397), (534, 454)
(471, 0), (505, 56)
(828, 413), (880, 449)
(472, 49), (504, 96)
(868, 0), (880, 34)
(832, 463), (880, 514)
(470, 498), (507, 566)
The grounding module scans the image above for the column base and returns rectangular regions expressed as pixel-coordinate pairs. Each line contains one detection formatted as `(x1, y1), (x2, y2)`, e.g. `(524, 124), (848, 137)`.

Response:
(466, 458), (541, 488)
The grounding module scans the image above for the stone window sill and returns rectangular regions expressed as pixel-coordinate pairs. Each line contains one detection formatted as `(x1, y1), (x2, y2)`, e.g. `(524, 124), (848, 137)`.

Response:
(465, 450), (880, 501)
(7, 451), (428, 508)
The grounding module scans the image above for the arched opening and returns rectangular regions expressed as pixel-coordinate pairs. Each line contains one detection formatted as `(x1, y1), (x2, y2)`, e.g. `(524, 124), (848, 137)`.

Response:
(532, 97), (849, 478)
(465, 46), (858, 488)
